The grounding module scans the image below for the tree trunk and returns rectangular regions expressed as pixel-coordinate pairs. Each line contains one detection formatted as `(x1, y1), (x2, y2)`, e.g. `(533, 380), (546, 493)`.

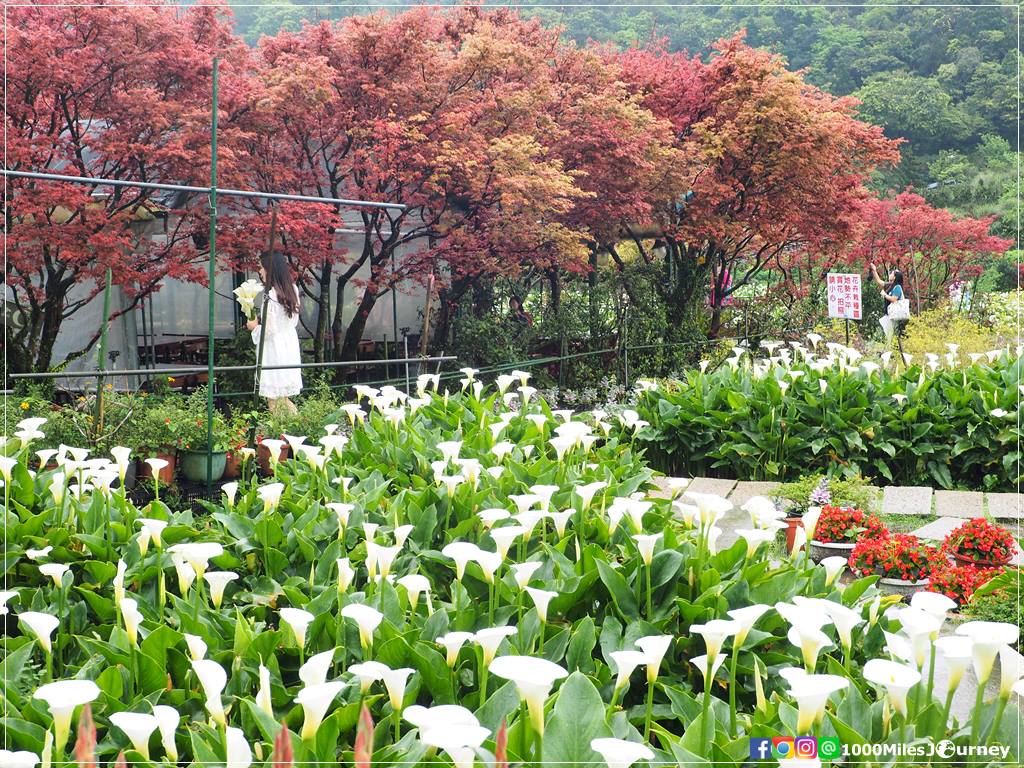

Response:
(339, 281), (380, 362)
(432, 276), (470, 354)
(587, 250), (599, 339)
(331, 273), (349, 362)
(312, 260), (332, 363)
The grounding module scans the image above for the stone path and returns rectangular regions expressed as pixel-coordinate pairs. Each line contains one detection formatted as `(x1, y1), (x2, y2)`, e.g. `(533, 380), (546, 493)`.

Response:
(652, 477), (1022, 524)
(728, 481), (780, 506)
(685, 477), (737, 497)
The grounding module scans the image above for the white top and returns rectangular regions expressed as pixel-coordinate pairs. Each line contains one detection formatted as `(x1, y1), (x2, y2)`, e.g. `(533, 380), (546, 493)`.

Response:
(251, 287), (303, 399)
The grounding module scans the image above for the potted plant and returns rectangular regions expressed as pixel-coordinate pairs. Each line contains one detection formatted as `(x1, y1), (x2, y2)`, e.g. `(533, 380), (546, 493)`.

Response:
(773, 476), (830, 552)
(133, 400), (182, 483)
(176, 388), (229, 483)
(808, 505), (888, 562)
(849, 533), (944, 596)
(928, 563), (1004, 606)
(223, 410), (257, 479)
(944, 518), (1016, 568)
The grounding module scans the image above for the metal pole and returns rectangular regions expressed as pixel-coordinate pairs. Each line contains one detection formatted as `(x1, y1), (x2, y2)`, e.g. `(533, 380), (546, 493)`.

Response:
(148, 294), (157, 370)
(252, 209), (278, 414)
(0, 169), (406, 211)
(8, 356), (457, 380)
(94, 267), (113, 436)
(391, 251), (399, 380)
(403, 335), (410, 393)
(206, 57), (219, 495)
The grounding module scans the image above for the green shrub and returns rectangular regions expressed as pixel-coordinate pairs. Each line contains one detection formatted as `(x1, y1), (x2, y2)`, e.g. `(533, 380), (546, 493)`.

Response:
(174, 388), (231, 452)
(634, 350), (1021, 490)
(900, 305), (998, 359)
(773, 473), (880, 515)
(261, 381), (342, 439)
(978, 290), (1022, 342)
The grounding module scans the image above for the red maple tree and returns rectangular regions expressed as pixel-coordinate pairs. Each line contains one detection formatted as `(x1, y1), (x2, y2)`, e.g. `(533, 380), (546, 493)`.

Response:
(844, 191), (1012, 310)
(612, 35), (902, 336)
(2, 0), (251, 373)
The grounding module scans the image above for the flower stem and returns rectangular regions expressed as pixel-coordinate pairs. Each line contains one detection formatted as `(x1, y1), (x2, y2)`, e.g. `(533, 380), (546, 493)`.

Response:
(969, 678), (986, 743)
(925, 643), (937, 706)
(645, 563), (653, 619)
(643, 680), (655, 741)
(940, 685), (956, 733)
(728, 644), (740, 736)
(986, 695), (1008, 744)
(701, 666), (713, 746)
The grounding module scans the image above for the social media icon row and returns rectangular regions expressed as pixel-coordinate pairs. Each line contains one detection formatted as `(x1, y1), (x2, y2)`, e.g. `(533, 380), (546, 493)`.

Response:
(749, 736), (841, 760)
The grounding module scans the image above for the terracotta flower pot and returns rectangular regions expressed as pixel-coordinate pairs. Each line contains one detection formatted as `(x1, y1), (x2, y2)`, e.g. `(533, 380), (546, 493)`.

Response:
(136, 453), (176, 484)
(223, 450), (243, 479)
(257, 443), (290, 474)
(952, 552), (1011, 569)
(784, 516), (804, 553)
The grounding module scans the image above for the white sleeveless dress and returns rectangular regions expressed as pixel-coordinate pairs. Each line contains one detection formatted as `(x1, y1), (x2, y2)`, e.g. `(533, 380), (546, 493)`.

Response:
(251, 287), (303, 398)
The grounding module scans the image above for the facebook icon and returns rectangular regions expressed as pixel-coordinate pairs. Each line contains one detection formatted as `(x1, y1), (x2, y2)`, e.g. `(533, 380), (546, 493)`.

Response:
(749, 738), (772, 760)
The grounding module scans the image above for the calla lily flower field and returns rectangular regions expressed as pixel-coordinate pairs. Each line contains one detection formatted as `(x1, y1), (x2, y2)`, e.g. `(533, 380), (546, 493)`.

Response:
(2, 367), (1022, 768)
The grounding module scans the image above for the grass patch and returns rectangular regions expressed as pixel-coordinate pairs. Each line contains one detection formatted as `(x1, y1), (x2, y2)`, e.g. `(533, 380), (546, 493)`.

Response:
(878, 513), (937, 534)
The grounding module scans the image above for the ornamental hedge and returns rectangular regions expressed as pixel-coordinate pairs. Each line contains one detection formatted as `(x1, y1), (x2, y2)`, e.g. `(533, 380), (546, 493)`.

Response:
(632, 346), (1021, 491)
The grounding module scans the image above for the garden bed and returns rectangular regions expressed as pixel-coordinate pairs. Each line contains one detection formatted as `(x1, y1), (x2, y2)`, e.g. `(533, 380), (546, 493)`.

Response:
(2, 375), (1020, 766)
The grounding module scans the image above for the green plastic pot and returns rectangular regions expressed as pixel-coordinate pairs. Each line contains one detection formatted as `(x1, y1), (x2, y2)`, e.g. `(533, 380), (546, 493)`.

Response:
(179, 450), (227, 483)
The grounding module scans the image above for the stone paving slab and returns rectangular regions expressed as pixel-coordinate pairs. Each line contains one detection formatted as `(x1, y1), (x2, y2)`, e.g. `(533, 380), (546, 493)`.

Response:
(988, 493), (1024, 521)
(934, 490), (985, 519)
(881, 485), (933, 516)
(647, 476), (692, 500)
(910, 516), (963, 541)
(685, 477), (738, 498)
(728, 481), (781, 507)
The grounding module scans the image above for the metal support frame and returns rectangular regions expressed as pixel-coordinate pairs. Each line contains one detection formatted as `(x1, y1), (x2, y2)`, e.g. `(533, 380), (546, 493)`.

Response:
(5, 55), (407, 493)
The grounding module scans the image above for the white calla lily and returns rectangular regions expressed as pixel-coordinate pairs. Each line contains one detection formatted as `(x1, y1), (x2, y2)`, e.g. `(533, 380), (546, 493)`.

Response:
(863, 659), (920, 717)
(590, 738), (654, 768)
(300, 649), (336, 687)
(489, 656), (568, 735)
(152, 705), (179, 762)
(279, 607), (315, 649)
(956, 621), (1019, 685)
(109, 712), (159, 759)
(225, 726), (252, 768)
(341, 603), (384, 650)
(33, 679), (100, 754)
(296, 681), (346, 741)
(18, 612), (59, 655)
(191, 659), (228, 727)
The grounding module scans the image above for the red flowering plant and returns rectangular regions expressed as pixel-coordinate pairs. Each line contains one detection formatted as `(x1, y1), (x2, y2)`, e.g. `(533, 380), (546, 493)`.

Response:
(849, 533), (944, 581)
(813, 505), (889, 544)
(928, 564), (1004, 605)
(943, 518), (1015, 565)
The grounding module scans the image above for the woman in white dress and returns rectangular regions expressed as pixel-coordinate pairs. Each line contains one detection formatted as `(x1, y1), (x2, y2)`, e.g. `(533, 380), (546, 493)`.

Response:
(246, 251), (302, 415)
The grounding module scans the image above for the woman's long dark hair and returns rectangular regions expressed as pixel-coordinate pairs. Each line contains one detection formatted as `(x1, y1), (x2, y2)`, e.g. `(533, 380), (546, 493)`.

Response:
(260, 251), (299, 317)
(888, 269), (905, 292)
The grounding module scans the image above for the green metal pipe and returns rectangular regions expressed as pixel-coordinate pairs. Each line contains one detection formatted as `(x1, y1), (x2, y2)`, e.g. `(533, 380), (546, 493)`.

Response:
(94, 267), (113, 436)
(206, 57), (219, 494)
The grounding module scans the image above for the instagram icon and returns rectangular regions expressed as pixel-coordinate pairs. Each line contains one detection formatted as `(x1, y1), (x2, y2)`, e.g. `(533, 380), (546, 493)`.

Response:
(794, 737), (817, 759)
